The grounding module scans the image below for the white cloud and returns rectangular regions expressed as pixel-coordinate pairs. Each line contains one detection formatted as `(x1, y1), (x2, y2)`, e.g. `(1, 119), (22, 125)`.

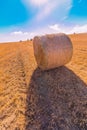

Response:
(70, 24), (87, 33)
(29, 0), (47, 7)
(23, 0), (72, 21)
(0, 31), (35, 43)
(49, 24), (61, 31)
(36, 1), (57, 21)
(37, 0), (72, 21)
(11, 31), (23, 35)
(49, 24), (68, 33)
(49, 24), (87, 34)
(11, 31), (29, 35)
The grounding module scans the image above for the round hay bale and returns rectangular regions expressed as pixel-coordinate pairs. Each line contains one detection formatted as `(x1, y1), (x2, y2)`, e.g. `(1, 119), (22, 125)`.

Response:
(33, 33), (73, 70)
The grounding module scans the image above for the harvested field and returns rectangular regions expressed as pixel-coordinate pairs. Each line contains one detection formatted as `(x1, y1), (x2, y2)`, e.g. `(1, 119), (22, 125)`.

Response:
(0, 33), (87, 130)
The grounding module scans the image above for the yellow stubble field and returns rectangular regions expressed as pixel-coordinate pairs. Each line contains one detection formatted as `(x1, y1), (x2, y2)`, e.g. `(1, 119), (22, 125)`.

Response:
(0, 33), (87, 129)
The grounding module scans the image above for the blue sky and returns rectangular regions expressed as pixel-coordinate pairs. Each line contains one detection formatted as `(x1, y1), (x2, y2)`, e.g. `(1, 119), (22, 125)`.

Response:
(0, 0), (87, 42)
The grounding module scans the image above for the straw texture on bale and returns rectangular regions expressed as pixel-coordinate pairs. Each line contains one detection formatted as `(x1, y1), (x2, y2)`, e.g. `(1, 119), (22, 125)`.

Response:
(33, 33), (73, 70)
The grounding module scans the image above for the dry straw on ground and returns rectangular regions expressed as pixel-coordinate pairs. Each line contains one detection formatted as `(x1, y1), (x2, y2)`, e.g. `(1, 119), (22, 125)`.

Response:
(0, 33), (87, 129)
(33, 33), (73, 70)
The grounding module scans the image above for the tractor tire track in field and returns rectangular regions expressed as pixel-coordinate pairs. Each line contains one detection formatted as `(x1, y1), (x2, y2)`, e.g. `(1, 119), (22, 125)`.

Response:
(0, 44), (27, 130)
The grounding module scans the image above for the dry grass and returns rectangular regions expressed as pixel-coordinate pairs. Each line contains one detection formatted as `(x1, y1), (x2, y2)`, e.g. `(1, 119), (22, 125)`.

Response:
(68, 33), (87, 83)
(0, 34), (87, 129)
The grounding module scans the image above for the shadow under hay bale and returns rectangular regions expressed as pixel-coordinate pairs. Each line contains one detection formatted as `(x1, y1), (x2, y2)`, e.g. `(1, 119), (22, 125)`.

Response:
(25, 66), (87, 130)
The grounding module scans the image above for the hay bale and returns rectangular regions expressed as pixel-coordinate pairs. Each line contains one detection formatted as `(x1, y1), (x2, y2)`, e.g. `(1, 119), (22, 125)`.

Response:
(33, 33), (73, 70)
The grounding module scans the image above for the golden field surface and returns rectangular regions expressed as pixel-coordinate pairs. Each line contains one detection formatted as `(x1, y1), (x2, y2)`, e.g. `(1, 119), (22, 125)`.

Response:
(0, 33), (87, 129)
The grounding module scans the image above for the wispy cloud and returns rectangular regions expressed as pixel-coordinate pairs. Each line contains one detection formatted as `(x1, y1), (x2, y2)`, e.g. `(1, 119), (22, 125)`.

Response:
(66, 4), (73, 11)
(36, 1), (57, 21)
(23, 0), (72, 21)
(29, 0), (48, 7)
(37, 0), (72, 21)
